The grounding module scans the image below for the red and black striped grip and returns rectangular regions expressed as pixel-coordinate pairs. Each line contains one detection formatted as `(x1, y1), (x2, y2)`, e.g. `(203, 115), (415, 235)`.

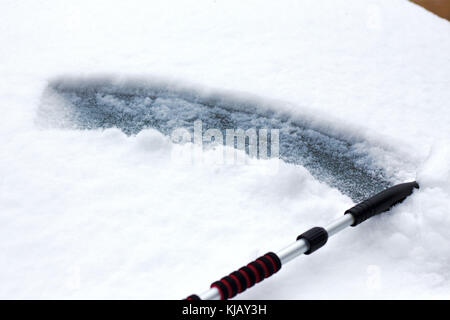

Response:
(209, 252), (282, 300)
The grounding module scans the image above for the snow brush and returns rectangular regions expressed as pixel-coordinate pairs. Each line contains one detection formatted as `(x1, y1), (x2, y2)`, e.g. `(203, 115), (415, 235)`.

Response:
(185, 181), (419, 300)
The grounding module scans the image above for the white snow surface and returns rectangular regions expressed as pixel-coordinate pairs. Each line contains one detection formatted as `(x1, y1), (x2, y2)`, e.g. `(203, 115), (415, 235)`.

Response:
(0, 0), (449, 299)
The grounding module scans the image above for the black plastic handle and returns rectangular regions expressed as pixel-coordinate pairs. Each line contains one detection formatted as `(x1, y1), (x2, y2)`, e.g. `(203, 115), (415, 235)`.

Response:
(345, 181), (419, 226)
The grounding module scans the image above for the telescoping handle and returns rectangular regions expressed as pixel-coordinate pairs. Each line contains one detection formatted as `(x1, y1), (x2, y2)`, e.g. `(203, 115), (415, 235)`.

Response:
(185, 181), (419, 300)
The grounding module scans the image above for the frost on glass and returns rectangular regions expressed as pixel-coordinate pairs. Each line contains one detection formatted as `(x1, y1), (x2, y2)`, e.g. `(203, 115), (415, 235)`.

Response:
(38, 78), (392, 201)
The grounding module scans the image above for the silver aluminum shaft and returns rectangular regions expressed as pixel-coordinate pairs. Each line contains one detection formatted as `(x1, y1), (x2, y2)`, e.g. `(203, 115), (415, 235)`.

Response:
(197, 213), (355, 300)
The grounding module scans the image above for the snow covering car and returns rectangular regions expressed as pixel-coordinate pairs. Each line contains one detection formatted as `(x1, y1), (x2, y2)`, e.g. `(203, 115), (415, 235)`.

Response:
(0, 0), (449, 299)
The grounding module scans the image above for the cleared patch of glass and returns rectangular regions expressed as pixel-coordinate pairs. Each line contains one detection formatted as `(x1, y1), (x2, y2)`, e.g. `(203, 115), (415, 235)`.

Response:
(38, 78), (392, 201)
